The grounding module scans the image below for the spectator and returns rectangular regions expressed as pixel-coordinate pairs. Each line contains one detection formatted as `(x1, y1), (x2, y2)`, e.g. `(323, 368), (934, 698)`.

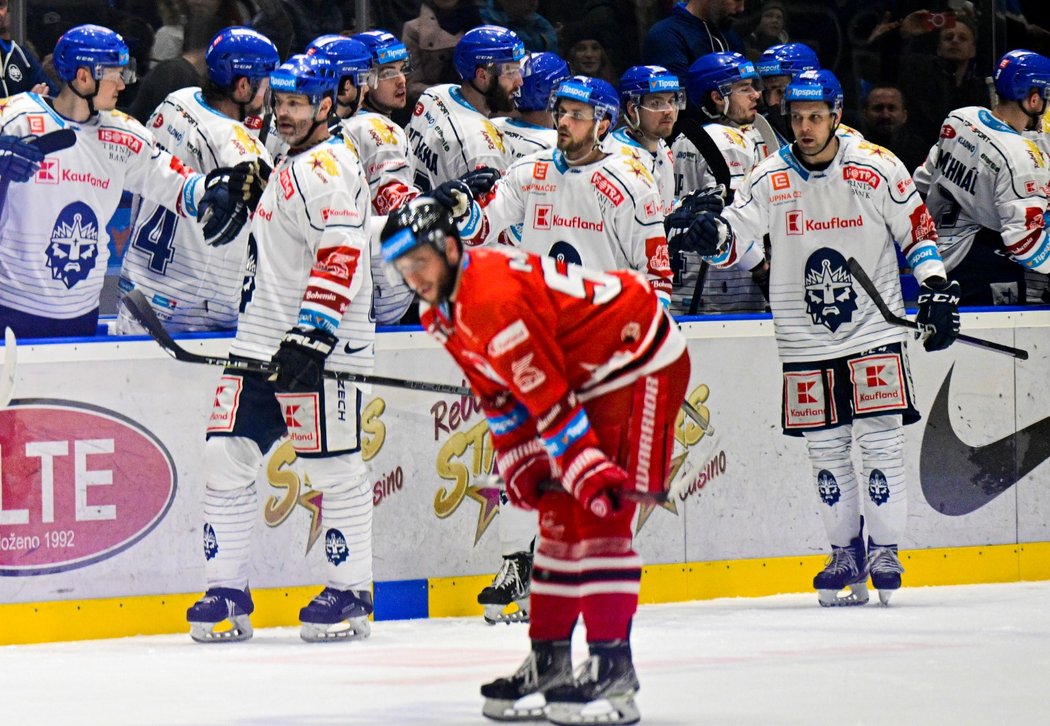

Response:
(402, 0), (483, 110)
(0, 0), (58, 96)
(557, 0), (641, 75)
(253, 0), (343, 58)
(860, 84), (929, 174)
(642, 0), (746, 79)
(562, 24), (618, 85)
(480, 0), (558, 53)
(152, 1), (189, 64)
(745, 0), (789, 61)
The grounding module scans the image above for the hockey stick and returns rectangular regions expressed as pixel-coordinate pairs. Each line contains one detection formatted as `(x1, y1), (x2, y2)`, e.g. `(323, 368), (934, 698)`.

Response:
(123, 289), (474, 395)
(751, 113), (783, 153)
(846, 258), (1029, 360)
(0, 128), (77, 214)
(0, 328), (16, 408)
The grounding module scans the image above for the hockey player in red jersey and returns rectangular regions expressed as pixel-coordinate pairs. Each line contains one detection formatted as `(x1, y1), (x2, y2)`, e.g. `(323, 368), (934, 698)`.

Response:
(380, 198), (690, 725)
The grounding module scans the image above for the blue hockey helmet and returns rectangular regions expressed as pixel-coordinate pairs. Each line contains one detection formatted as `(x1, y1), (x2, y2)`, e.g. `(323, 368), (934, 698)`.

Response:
(353, 29), (410, 67)
(549, 75), (620, 129)
(453, 25), (525, 81)
(269, 54), (338, 105)
(517, 52), (570, 112)
(993, 49), (1050, 101)
(53, 24), (131, 82)
(306, 35), (373, 88)
(756, 43), (820, 79)
(784, 69), (844, 113)
(205, 27), (279, 88)
(619, 65), (686, 111)
(686, 51), (758, 102)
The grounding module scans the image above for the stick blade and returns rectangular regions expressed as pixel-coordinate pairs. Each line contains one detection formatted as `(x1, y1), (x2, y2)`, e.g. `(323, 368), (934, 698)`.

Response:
(122, 289), (183, 359)
(31, 128), (77, 155)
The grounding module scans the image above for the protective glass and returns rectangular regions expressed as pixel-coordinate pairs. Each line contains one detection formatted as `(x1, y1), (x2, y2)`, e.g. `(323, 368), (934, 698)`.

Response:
(375, 62), (411, 82)
(488, 61), (523, 79)
(639, 91), (686, 112)
(99, 59), (137, 84)
(553, 108), (596, 123)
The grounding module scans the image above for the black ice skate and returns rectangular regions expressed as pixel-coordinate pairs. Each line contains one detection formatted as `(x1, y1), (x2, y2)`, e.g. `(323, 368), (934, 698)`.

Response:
(478, 551), (532, 625)
(867, 538), (905, 605)
(186, 587), (254, 643)
(545, 641), (641, 726)
(481, 639), (572, 722)
(298, 587), (373, 642)
(814, 534), (869, 607)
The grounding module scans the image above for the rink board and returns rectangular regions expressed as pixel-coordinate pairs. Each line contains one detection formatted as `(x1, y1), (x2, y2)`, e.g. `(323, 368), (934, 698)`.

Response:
(1, 310), (1049, 643)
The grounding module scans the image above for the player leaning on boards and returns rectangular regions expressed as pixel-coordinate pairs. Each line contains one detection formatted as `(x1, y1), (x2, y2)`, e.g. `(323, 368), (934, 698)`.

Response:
(380, 197), (689, 726)
(0, 24), (253, 339)
(188, 53), (377, 644)
(681, 69), (961, 607)
(116, 26), (279, 334)
(913, 49), (1050, 306)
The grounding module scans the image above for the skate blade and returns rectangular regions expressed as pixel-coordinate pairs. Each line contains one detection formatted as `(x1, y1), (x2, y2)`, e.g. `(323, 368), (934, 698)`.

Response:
(877, 588), (897, 606)
(481, 694), (547, 722)
(300, 616), (371, 643)
(189, 615), (253, 643)
(817, 582), (870, 607)
(483, 601), (529, 626)
(546, 695), (640, 726)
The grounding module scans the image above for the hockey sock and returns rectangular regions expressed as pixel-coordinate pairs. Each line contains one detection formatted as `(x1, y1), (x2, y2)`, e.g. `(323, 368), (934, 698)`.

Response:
(304, 454), (374, 591)
(529, 550), (583, 641)
(202, 483), (257, 589)
(855, 415), (907, 545)
(579, 553), (642, 642)
(804, 424), (861, 547)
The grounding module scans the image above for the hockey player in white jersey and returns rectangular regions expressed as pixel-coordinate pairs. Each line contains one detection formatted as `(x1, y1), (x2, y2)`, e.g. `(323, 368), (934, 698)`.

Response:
(189, 54), (378, 643)
(405, 24), (523, 192)
(671, 51), (770, 314)
(0, 24), (253, 338)
(496, 52), (568, 161)
(913, 49), (1050, 306)
(438, 75), (673, 307)
(755, 42), (820, 145)
(116, 27), (279, 334)
(687, 69), (960, 606)
(601, 65), (683, 217)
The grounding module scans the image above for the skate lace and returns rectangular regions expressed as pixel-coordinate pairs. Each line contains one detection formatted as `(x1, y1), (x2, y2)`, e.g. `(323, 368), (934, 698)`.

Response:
(313, 588), (341, 607)
(822, 546), (859, 576)
(493, 557), (521, 591)
(573, 655), (602, 687)
(515, 652), (539, 690)
(868, 546), (904, 575)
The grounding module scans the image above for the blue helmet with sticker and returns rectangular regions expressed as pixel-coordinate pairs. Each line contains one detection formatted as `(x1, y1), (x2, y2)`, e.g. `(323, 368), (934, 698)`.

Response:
(205, 27), (279, 87)
(353, 29), (410, 67)
(618, 65), (686, 111)
(993, 49), (1050, 102)
(686, 51), (758, 102)
(269, 54), (338, 105)
(53, 24), (130, 82)
(453, 25), (525, 81)
(756, 43), (820, 79)
(785, 69), (844, 113)
(306, 35), (373, 88)
(549, 75), (620, 128)
(517, 52), (570, 112)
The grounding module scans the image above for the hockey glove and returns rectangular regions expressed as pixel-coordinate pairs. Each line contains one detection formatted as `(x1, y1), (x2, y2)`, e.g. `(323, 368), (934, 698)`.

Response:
(564, 448), (631, 518)
(269, 326), (339, 394)
(915, 277), (961, 352)
(198, 168), (250, 247)
(496, 439), (552, 511)
(670, 212), (733, 259)
(0, 135), (44, 183)
(431, 179), (474, 219)
(461, 166), (502, 197)
(679, 185), (727, 216)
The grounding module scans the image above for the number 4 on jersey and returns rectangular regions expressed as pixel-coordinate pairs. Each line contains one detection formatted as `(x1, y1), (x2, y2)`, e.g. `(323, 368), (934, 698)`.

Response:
(132, 207), (179, 273)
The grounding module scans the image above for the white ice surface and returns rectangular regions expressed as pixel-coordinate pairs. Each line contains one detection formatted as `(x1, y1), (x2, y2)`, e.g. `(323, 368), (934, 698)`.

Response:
(2, 581), (1048, 725)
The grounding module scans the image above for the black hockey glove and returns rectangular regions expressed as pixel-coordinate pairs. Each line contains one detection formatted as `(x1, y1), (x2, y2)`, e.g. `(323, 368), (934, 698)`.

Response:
(431, 179), (474, 219)
(915, 277), (961, 352)
(198, 168), (250, 247)
(0, 135), (44, 183)
(664, 187), (727, 240)
(269, 327), (339, 394)
(670, 212), (733, 259)
(460, 166), (502, 197)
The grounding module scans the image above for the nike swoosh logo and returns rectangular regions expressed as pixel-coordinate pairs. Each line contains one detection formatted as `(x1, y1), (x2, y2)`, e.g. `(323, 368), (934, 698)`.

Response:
(920, 365), (1050, 515)
(344, 343), (372, 355)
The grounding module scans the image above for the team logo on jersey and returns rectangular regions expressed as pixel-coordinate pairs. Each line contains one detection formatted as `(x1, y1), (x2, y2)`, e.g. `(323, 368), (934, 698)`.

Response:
(324, 528), (349, 565)
(909, 205), (937, 244)
(7, 64), (22, 83)
(771, 172), (790, 190)
(27, 115), (46, 134)
(858, 141), (890, 158)
(803, 248), (857, 332)
(548, 241), (582, 266)
(721, 128), (746, 148)
(231, 125), (262, 156)
(202, 523), (219, 560)
(308, 149), (340, 179)
(35, 158), (59, 184)
(368, 116), (398, 146)
(868, 469), (889, 505)
(46, 202), (99, 289)
(817, 470), (840, 505)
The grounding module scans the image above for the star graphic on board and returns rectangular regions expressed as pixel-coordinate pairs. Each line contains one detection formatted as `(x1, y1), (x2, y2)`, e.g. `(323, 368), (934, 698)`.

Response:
(467, 482), (502, 545)
(635, 451), (686, 532)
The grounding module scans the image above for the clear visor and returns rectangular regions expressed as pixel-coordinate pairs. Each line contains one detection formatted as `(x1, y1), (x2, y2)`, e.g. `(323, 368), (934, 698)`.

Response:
(488, 60), (523, 79)
(374, 61), (412, 82)
(97, 58), (137, 84)
(639, 91), (686, 112)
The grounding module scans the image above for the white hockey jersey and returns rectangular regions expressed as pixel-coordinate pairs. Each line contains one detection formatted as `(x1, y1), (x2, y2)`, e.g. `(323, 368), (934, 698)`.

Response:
(460, 148), (673, 305)
(0, 92), (208, 320)
(117, 88), (273, 332)
(722, 135), (946, 363)
(601, 126), (675, 216)
(232, 135), (375, 375)
(405, 84), (514, 191)
(495, 116), (557, 161)
(913, 106), (1050, 273)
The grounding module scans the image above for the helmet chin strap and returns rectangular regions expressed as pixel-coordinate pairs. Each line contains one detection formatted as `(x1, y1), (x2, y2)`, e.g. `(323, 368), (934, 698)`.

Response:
(69, 75), (100, 116)
(796, 112), (841, 160)
(1023, 95), (1047, 131)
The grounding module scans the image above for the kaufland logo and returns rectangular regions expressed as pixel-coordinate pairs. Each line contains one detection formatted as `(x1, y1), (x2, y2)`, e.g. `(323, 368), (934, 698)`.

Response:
(787, 211), (863, 234)
(35, 159), (59, 184)
(786, 210), (803, 235)
(534, 204), (552, 229)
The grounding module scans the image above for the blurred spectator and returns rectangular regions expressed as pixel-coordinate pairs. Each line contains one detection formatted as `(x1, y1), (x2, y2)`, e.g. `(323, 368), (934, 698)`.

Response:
(643, 0), (746, 79)
(860, 84), (929, 173)
(152, 1), (189, 64)
(480, 0), (558, 53)
(402, 0), (482, 109)
(253, 0), (343, 58)
(562, 24), (618, 85)
(0, 0), (58, 96)
(28, 0), (113, 58)
(744, 0), (789, 61)
(556, 0), (641, 73)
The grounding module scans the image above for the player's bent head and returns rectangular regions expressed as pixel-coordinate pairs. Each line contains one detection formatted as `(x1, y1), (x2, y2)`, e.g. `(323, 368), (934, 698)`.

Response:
(381, 198), (463, 303)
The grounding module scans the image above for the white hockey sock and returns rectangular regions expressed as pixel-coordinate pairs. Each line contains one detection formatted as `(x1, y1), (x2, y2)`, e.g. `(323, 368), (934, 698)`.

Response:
(804, 425), (861, 547)
(202, 483), (257, 590)
(855, 415), (907, 545)
(497, 492), (538, 557)
(304, 454), (373, 591)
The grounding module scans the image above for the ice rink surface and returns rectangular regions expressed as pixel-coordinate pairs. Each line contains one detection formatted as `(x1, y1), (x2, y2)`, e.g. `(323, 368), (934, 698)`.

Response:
(2, 580), (1048, 725)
